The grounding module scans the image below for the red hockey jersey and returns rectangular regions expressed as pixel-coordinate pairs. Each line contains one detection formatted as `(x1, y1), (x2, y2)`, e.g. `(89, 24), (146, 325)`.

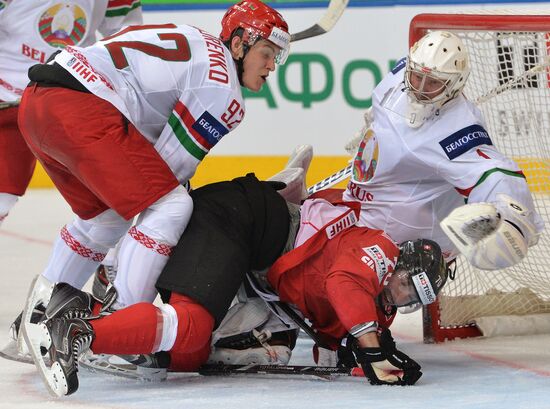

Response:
(267, 200), (399, 347)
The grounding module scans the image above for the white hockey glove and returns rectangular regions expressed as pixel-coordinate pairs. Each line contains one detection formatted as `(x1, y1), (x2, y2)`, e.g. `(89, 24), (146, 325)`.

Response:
(268, 145), (313, 204)
(440, 194), (539, 270)
(344, 107), (373, 156)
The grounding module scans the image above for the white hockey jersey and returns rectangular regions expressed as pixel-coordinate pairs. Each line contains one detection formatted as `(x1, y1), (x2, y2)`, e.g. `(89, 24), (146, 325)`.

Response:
(342, 58), (544, 259)
(54, 24), (245, 183)
(0, 0), (142, 102)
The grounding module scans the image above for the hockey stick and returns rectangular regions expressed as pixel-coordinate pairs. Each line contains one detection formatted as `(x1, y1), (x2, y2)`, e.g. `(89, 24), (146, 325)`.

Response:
(290, 0), (349, 42)
(307, 162), (352, 195)
(0, 101), (19, 109)
(199, 363), (363, 378)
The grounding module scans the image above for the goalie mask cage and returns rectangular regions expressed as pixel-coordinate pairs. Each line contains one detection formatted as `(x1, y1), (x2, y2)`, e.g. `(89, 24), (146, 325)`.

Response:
(410, 13), (550, 343)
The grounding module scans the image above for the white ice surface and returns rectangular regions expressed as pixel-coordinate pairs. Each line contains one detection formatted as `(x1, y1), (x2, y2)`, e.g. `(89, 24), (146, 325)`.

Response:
(1, 190), (550, 409)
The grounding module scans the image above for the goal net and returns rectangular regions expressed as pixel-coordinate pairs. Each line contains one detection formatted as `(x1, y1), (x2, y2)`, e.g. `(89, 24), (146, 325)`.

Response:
(410, 13), (550, 342)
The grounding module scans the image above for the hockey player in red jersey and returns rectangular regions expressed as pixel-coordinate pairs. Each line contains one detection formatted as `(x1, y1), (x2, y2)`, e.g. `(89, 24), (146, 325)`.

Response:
(0, 0), (142, 227)
(23, 174), (448, 396)
(15, 0), (290, 347)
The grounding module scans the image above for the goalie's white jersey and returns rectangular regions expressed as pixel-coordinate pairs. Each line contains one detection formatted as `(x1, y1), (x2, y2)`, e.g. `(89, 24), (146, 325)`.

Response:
(0, 0), (142, 102)
(342, 59), (544, 259)
(53, 24), (245, 183)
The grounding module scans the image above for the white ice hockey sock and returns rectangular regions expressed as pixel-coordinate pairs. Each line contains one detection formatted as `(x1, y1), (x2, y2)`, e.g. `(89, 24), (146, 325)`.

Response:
(0, 193), (18, 227)
(113, 226), (173, 307)
(42, 225), (108, 289)
(153, 304), (179, 352)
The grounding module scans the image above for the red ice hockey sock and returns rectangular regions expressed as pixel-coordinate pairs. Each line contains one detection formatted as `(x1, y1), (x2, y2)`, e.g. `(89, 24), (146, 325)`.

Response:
(90, 303), (161, 354)
(168, 292), (215, 371)
(89, 295), (215, 357)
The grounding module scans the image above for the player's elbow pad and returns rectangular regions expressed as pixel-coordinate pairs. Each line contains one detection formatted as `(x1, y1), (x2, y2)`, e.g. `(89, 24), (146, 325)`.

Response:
(440, 194), (539, 270)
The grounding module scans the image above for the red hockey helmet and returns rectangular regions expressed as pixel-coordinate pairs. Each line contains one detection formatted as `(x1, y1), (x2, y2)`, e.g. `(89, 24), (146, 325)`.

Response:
(220, 0), (290, 64)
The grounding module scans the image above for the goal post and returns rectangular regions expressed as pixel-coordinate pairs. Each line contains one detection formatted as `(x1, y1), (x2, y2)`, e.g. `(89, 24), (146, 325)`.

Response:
(409, 12), (550, 343)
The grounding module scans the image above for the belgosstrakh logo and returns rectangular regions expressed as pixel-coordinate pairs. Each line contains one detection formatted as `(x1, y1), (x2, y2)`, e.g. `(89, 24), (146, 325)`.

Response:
(391, 57), (406, 74)
(192, 111), (228, 146)
(439, 124), (493, 160)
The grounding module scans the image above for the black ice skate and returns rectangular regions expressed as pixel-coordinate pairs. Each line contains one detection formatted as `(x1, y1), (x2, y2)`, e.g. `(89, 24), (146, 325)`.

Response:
(2, 278), (97, 366)
(24, 317), (94, 397)
(45, 282), (97, 320)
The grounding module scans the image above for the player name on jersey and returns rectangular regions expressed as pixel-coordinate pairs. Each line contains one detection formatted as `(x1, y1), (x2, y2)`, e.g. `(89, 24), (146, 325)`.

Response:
(198, 28), (230, 85)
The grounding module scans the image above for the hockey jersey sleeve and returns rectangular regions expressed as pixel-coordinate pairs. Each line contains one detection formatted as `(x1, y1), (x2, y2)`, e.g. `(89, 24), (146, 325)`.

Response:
(154, 84), (245, 184)
(98, 0), (143, 37)
(324, 231), (399, 333)
(425, 106), (544, 238)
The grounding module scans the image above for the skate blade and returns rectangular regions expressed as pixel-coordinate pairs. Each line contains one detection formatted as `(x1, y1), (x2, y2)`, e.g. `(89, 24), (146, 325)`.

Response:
(79, 351), (167, 382)
(0, 339), (49, 365)
(18, 275), (54, 356)
(22, 322), (68, 397)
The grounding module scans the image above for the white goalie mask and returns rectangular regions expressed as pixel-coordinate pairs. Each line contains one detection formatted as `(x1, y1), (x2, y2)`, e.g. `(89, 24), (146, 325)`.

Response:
(403, 31), (470, 127)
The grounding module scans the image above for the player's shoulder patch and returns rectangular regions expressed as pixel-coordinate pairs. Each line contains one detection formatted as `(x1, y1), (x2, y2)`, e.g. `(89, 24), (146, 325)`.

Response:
(438, 124), (493, 160)
(391, 57), (407, 74)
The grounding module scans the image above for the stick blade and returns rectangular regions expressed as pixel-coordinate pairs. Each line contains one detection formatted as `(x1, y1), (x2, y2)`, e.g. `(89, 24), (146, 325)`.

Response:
(289, 0), (349, 42)
(290, 24), (326, 42)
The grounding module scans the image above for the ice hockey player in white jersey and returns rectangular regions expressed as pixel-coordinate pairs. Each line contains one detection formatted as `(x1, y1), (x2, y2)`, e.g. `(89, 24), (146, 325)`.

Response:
(15, 0), (290, 321)
(343, 30), (544, 271)
(0, 0), (142, 227)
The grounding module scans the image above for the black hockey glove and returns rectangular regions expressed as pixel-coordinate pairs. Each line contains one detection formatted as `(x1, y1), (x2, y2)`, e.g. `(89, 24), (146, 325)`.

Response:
(351, 329), (422, 386)
(337, 337), (358, 369)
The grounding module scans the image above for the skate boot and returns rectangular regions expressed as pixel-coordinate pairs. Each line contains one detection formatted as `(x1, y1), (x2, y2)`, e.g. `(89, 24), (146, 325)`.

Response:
(25, 317), (94, 397)
(44, 282), (97, 320)
(2, 279), (96, 365)
(77, 286), (168, 382)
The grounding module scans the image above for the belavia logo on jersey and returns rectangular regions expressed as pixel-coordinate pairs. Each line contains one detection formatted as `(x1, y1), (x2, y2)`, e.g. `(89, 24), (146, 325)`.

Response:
(439, 124), (493, 160)
(192, 111), (228, 146)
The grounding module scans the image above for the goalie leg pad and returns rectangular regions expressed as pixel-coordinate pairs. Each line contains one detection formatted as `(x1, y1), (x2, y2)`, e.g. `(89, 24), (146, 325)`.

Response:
(212, 297), (271, 344)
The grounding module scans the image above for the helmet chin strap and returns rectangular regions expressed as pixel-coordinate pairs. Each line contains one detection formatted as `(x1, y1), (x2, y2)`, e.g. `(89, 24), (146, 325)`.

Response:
(234, 56), (245, 86)
(235, 43), (250, 86)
